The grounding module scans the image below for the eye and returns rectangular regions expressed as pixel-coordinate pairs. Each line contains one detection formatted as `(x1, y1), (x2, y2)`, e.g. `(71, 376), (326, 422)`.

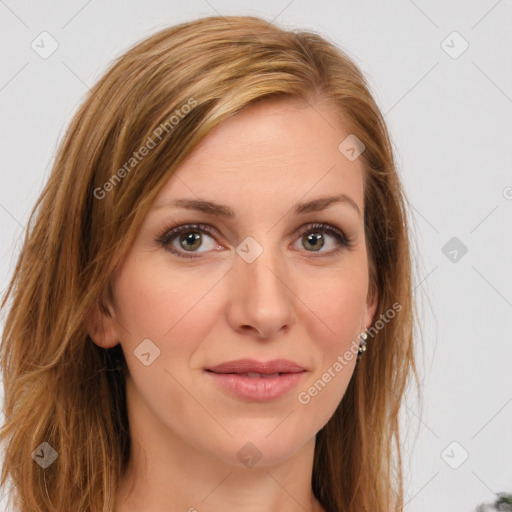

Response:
(156, 223), (221, 259)
(292, 223), (352, 255)
(156, 222), (353, 259)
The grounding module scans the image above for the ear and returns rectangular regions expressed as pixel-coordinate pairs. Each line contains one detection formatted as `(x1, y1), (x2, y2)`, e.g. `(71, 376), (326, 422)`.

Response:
(364, 286), (379, 330)
(85, 297), (119, 349)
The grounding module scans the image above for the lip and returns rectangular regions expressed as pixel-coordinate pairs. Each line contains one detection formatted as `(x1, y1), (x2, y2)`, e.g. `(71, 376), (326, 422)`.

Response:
(204, 359), (306, 402)
(205, 358), (306, 374)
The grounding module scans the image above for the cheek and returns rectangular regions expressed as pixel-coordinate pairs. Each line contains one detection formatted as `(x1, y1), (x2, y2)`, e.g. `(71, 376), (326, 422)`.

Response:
(111, 257), (218, 406)
(300, 261), (369, 347)
(111, 256), (226, 386)
(113, 255), (216, 341)
(293, 268), (367, 429)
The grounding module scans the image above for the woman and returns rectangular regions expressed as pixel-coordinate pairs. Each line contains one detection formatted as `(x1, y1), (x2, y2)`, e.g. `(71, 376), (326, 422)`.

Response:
(0, 15), (420, 512)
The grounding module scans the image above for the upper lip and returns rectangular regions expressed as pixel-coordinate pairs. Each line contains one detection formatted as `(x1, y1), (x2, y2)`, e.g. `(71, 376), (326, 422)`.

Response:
(205, 359), (306, 374)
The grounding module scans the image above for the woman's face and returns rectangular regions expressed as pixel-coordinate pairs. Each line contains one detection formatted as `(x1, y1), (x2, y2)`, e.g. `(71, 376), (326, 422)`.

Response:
(94, 97), (377, 468)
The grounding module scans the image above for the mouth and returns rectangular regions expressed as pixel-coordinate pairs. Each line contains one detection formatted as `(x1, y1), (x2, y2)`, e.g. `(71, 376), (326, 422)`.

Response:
(205, 358), (306, 375)
(204, 359), (306, 401)
(206, 371), (285, 378)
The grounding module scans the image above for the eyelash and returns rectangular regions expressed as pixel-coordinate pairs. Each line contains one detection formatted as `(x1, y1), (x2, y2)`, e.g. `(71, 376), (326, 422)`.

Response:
(156, 222), (353, 259)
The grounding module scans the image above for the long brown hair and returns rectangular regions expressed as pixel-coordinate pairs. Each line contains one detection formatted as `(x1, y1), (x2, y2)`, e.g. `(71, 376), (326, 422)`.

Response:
(0, 15), (421, 512)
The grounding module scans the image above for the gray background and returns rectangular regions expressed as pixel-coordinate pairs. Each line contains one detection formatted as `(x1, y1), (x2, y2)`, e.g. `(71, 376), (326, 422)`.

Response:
(1, 1), (511, 511)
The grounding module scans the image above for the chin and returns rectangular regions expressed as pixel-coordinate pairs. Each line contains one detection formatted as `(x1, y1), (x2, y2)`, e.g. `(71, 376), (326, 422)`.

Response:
(209, 427), (313, 469)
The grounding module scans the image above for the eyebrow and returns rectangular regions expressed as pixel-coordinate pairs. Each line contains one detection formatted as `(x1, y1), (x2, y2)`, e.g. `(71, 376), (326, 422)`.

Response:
(154, 193), (361, 217)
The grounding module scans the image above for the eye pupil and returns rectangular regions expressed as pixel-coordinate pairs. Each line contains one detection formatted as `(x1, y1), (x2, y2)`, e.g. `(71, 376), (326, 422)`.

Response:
(303, 232), (324, 251)
(180, 232), (201, 251)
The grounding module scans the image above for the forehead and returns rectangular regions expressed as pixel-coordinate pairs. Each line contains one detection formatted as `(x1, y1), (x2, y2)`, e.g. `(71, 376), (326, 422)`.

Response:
(153, 97), (365, 214)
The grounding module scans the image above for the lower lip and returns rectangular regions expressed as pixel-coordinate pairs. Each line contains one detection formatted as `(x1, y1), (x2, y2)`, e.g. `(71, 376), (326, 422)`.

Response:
(205, 371), (305, 401)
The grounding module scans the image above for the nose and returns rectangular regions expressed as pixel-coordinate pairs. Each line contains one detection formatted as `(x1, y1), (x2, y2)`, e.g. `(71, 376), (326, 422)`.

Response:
(225, 241), (296, 339)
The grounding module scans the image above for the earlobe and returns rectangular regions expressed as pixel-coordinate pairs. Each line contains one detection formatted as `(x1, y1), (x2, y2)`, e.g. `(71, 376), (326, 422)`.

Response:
(85, 299), (119, 349)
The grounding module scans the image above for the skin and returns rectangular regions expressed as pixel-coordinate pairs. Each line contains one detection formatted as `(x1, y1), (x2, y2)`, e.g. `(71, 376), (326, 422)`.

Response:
(87, 96), (378, 512)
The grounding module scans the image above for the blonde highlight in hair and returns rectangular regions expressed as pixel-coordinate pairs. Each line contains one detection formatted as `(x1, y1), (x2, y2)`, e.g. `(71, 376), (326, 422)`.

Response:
(1, 15), (420, 512)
